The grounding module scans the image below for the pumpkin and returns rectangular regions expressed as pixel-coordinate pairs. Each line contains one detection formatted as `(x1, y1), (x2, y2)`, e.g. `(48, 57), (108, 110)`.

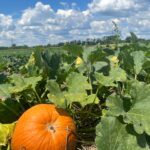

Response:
(11, 104), (76, 150)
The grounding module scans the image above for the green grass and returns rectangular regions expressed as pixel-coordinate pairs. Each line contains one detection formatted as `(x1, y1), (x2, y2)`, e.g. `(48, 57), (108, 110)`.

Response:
(0, 49), (33, 57)
(0, 47), (65, 57)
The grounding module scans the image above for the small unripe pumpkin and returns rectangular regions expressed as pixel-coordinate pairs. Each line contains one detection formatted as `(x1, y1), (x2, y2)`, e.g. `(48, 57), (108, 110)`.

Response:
(11, 104), (76, 150)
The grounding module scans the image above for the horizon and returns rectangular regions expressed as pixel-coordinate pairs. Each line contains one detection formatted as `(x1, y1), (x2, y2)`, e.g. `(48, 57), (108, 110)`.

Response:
(0, 0), (150, 46)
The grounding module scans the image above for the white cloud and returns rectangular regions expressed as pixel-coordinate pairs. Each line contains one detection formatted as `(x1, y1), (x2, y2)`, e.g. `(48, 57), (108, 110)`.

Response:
(0, 14), (13, 28)
(0, 1), (150, 46)
(0, 14), (15, 46)
(88, 0), (139, 13)
(18, 2), (54, 25)
(90, 21), (111, 33)
(89, 18), (122, 37)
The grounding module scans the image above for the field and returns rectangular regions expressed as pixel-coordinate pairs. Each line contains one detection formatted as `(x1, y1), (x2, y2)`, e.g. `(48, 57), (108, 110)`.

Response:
(0, 41), (150, 150)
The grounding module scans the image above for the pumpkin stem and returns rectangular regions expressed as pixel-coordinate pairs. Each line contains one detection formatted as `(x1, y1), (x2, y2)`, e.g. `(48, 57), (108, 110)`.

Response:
(47, 124), (56, 133)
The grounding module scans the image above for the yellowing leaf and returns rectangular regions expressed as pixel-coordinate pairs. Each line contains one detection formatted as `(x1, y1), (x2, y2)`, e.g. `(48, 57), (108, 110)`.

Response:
(0, 123), (15, 146)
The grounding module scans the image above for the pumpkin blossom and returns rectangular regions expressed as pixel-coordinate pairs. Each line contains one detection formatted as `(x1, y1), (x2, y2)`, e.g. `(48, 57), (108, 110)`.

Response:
(110, 56), (119, 63)
(75, 56), (83, 65)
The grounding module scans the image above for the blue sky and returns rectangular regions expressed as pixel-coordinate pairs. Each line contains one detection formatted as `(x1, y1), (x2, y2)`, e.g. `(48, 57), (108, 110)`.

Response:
(0, 0), (150, 46)
(0, 0), (91, 15)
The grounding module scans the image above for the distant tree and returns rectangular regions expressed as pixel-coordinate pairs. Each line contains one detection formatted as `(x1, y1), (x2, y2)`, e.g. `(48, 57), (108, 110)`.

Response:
(12, 44), (16, 48)
(47, 44), (52, 47)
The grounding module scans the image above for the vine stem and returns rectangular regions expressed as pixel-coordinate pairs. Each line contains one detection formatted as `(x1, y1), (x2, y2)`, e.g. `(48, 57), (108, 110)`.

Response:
(135, 74), (137, 80)
(33, 89), (42, 103)
(81, 86), (101, 122)
(67, 59), (76, 72)
(15, 97), (25, 111)
(87, 62), (92, 95)
(41, 90), (47, 99)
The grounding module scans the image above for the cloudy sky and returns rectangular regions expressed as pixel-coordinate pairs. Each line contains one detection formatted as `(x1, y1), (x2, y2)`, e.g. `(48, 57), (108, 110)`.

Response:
(0, 0), (150, 46)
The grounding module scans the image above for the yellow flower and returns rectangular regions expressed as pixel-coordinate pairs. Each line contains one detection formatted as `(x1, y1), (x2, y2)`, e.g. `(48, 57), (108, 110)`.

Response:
(75, 56), (83, 65)
(110, 56), (119, 63)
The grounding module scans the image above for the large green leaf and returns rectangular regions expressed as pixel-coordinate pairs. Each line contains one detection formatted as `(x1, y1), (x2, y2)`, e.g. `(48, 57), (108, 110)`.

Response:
(64, 92), (87, 106)
(119, 50), (134, 76)
(42, 51), (61, 79)
(106, 94), (125, 116)
(63, 44), (83, 57)
(46, 80), (67, 108)
(124, 81), (150, 135)
(131, 51), (145, 75)
(22, 52), (40, 76)
(95, 72), (116, 87)
(95, 66), (126, 87)
(82, 46), (96, 63)
(109, 67), (127, 82)
(93, 61), (108, 71)
(47, 73), (98, 107)
(47, 77), (98, 108)
(46, 80), (61, 94)
(64, 92), (99, 107)
(87, 49), (106, 64)
(9, 74), (42, 93)
(96, 117), (149, 150)
(65, 72), (98, 106)
(0, 84), (12, 101)
(66, 72), (92, 93)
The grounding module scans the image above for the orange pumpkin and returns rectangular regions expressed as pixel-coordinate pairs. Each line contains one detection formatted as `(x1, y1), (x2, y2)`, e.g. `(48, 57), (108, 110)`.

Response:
(11, 104), (76, 150)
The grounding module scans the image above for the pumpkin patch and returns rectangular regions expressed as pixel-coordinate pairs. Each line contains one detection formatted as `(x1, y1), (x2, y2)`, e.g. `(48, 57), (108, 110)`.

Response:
(0, 40), (150, 150)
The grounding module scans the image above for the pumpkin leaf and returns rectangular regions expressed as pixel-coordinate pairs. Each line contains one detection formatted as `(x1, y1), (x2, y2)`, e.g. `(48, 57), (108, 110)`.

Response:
(119, 50), (134, 76)
(66, 72), (92, 93)
(131, 51), (145, 75)
(95, 64), (127, 87)
(9, 74), (42, 93)
(0, 123), (15, 146)
(96, 116), (149, 150)
(65, 72), (98, 106)
(64, 92), (99, 107)
(86, 94), (99, 104)
(64, 92), (87, 106)
(124, 81), (150, 135)
(109, 67), (127, 82)
(46, 80), (61, 94)
(0, 84), (12, 101)
(82, 46), (96, 62)
(93, 61), (108, 71)
(46, 80), (67, 108)
(47, 93), (67, 109)
(106, 94), (125, 117)
(95, 73), (116, 87)
(47, 73), (98, 107)
(63, 44), (83, 57)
